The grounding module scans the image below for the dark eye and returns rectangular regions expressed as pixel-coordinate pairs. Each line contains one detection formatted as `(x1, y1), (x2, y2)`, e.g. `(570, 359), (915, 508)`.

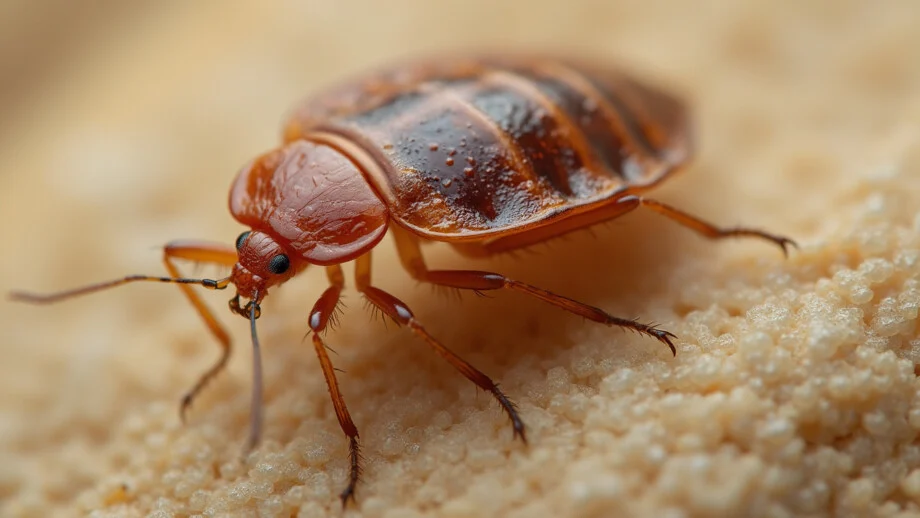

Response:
(235, 231), (251, 250)
(267, 254), (290, 275)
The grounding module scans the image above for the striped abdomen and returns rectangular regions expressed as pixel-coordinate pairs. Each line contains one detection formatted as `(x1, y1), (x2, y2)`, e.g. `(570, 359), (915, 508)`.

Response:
(284, 56), (690, 240)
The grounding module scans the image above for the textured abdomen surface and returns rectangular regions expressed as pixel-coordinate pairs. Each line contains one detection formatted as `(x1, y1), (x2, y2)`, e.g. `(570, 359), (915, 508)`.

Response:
(284, 55), (691, 240)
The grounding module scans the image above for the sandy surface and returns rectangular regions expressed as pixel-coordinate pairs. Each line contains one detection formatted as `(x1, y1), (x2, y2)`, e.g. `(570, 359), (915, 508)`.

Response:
(1, 1), (919, 517)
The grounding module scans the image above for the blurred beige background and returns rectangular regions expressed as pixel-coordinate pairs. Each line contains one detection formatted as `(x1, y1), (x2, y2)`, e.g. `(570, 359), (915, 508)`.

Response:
(1, 1), (919, 517)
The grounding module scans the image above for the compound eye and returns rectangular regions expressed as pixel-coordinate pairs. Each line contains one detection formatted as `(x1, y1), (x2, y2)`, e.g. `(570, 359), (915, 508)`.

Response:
(235, 231), (251, 250)
(267, 254), (290, 275)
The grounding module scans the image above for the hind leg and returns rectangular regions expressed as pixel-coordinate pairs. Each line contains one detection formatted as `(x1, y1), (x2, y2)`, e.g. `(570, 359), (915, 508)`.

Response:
(633, 197), (796, 256)
(389, 224), (677, 354)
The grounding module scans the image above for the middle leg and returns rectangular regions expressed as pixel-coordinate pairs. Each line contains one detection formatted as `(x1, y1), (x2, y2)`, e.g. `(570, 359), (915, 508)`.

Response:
(353, 253), (526, 441)
(389, 225), (677, 355)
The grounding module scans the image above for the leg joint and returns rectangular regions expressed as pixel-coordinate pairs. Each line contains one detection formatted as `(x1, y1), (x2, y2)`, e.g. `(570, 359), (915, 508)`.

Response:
(364, 286), (414, 324)
(423, 270), (507, 290)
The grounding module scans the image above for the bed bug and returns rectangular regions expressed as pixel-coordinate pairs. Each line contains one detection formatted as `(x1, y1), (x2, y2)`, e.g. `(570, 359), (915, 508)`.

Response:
(11, 54), (795, 505)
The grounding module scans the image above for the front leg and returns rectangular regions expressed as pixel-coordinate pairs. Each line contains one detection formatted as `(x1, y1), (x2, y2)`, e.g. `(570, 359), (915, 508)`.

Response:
(11, 239), (241, 419)
(307, 264), (361, 507)
(162, 240), (240, 419)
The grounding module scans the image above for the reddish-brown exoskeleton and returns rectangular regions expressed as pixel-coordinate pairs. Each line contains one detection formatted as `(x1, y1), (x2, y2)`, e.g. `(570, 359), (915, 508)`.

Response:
(12, 54), (795, 504)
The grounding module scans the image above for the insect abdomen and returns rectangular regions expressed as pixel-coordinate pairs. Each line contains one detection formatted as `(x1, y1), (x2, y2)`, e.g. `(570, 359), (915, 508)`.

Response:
(290, 57), (688, 237)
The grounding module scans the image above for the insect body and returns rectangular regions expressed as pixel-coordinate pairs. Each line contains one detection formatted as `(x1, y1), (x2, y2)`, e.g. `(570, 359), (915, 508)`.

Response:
(12, 55), (794, 505)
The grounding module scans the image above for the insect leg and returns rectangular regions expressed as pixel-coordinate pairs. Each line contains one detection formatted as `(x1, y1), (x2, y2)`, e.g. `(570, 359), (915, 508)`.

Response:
(390, 225), (677, 355)
(162, 240), (239, 420)
(308, 265), (362, 507)
(354, 252), (526, 442)
(634, 197), (797, 255)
